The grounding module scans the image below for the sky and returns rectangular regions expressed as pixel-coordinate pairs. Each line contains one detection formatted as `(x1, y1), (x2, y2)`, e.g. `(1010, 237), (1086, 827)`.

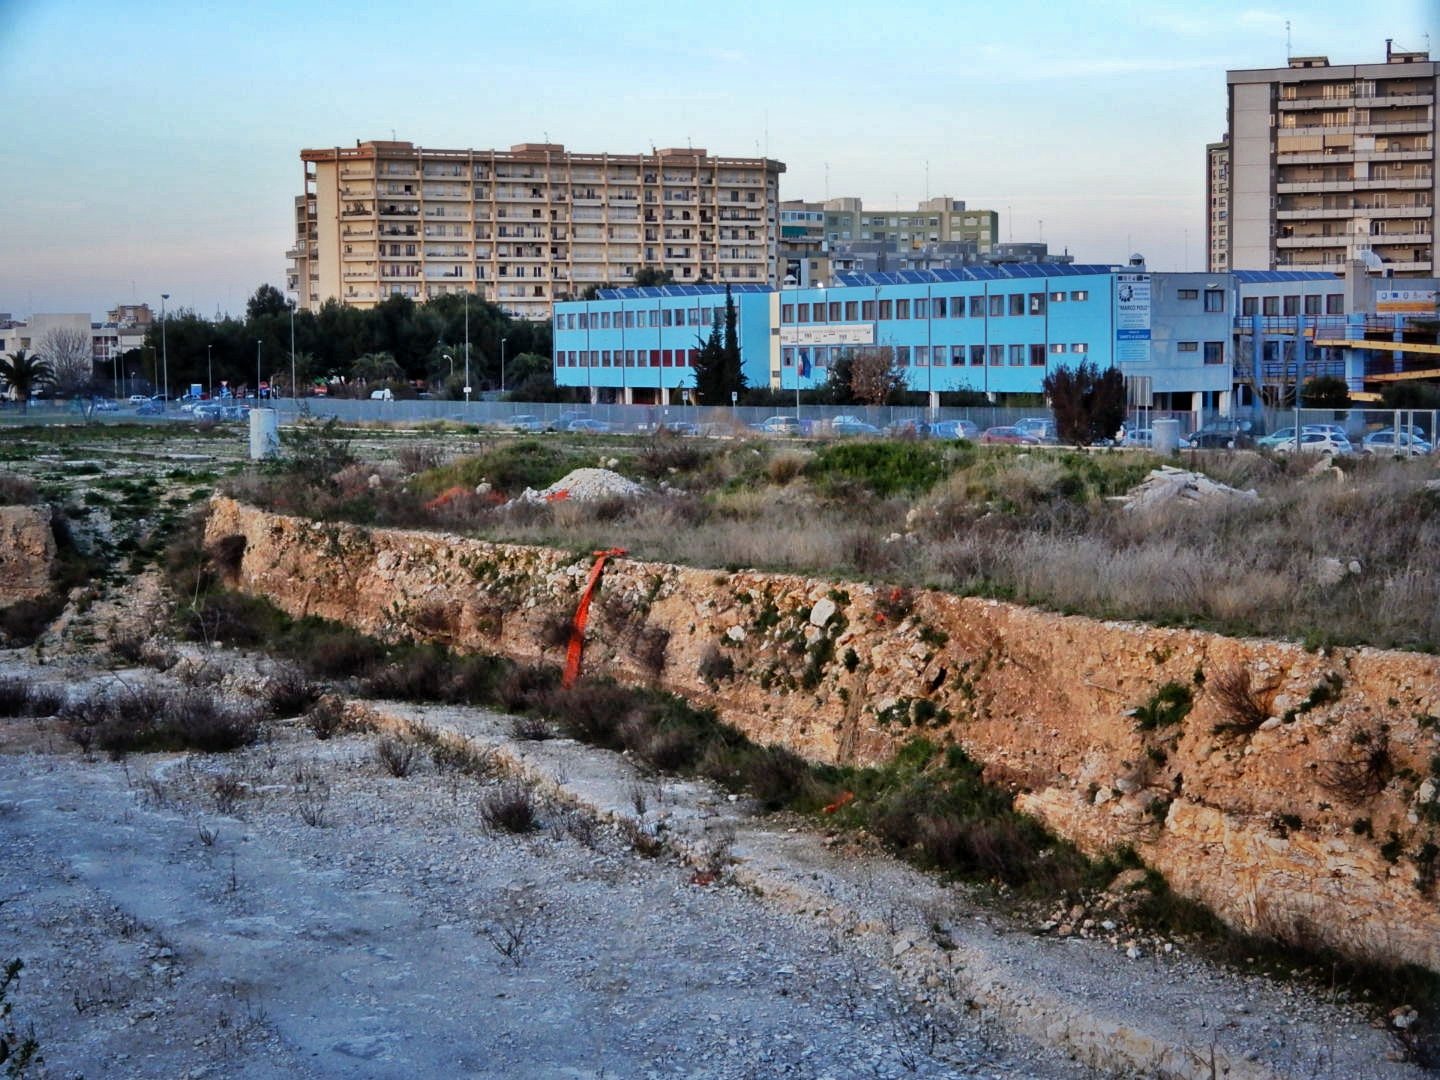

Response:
(1, 0), (1434, 320)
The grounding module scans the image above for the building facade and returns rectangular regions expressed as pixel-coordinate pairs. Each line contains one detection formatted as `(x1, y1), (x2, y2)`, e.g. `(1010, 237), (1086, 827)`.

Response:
(1222, 46), (1436, 275)
(289, 140), (785, 321)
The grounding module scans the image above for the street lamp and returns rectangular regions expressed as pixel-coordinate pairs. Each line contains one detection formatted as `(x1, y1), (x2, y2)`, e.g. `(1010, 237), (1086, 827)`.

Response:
(207, 344), (213, 402)
(463, 293), (472, 403)
(255, 340), (262, 405)
(500, 336), (509, 396)
(160, 293), (170, 407)
(288, 300), (296, 407)
(442, 353), (454, 383)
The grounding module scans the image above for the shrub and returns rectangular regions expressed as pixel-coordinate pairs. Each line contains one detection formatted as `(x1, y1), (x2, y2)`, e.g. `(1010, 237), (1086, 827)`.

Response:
(546, 680), (638, 749)
(263, 665), (322, 719)
(1322, 727), (1394, 801)
(0, 472), (38, 504)
(480, 783), (541, 834)
(375, 736), (419, 778)
(304, 698), (348, 740)
(697, 645), (735, 685)
(62, 687), (261, 758)
(0, 677), (62, 719)
(1043, 360), (1125, 446)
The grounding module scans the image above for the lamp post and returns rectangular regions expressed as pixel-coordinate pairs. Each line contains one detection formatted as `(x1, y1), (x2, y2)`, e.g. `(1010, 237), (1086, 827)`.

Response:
(442, 353), (454, 383)
(463, 293), (471, 403)
(160, 293), (170, 408)
(207, 344), (213, 402)
(500, 336), (509, 396)
(255, 340), (262, 405)
(288, 300), (296, 408)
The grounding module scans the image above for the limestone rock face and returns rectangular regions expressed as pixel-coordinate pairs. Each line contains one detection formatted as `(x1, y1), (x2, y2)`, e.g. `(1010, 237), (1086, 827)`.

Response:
(206, 496), (1440, 972)
(0, 504), (55, 605)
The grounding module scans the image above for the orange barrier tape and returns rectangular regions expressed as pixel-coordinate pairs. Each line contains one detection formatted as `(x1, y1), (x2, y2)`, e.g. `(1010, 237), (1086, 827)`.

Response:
(561, 547), (628, 688)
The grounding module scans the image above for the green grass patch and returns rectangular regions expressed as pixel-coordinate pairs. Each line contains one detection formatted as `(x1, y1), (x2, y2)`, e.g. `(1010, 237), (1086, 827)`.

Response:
(805, 441), (953, 497)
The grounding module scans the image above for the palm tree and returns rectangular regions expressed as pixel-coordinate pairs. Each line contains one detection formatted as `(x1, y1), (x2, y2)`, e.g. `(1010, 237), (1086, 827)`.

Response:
(0, 350), (52, 409)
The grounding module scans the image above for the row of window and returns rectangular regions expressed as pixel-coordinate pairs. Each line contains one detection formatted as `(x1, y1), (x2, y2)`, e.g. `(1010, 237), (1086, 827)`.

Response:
(557, 306), (728, 331)
(780, 290), (1090, 325)
(1174, 341), (1227, 363)
(1174, 288), (1227, 311)
(778, 343), (1091, 368)
(1241, 293), (1345, 316)
(556, 349), (700, 368)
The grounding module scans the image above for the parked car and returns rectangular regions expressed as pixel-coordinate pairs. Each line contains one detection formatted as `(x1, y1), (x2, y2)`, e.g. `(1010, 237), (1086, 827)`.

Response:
(1361, 430), (1433, 457)
(509, 414), (545, 432)
(1187, 420), (1255, 450)
(564, 418), (611, 434)
(369, 388), (394, 401)
(1122, 427), (1155, 448)
(929, 419), (980, 441)
(192, 403), (225, 421)
(755, 415), (804, 435)
(136, 400), (164, 416)
(832, 418), (881, 436)
(1257, 426), (1316, 450)
(979, 426), (1039, 445)
(885, 418), (933, 439)
(1273, 431), (1354, 457)
(1014, 417), (1058, 443)
(656, 421), (699, 436)
(91, 398), (118, 412)
(547, 411), (588, 432)
(127, 394), (148, 405)
(222, 404), (251, 422)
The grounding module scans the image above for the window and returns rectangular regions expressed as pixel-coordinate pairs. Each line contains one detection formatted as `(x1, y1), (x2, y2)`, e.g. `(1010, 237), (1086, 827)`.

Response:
(797, 305), (809, 323)
(1050, 343), (1067, 354)
(862, 300), (876, 320)
(896, 299), (910, 319)
(1241, 297), (1258, 316)
(1029, 293), (1046, 316)
(970, 345), (985, 366)
(988, 344), (1004, 365)
(782, 347), (794, 368)
(828, 302), (841, 321)
(1177, 341), (1199, 352)
(1204, 289), (1224, 312)
(1304, 294), (1322, 315)
(969, 296), (985, 317)
(1177, 288), (1199, 300)
(932, 297), (947, 318)
(1071, 290), (1088, 301)
(1029, 344), (1046, 366)
(879, 300), (893, 319)
(896, 346), (911, 366)
(1204, 341), (1224, 365)
(914, 346), (929, 366)
(1009, 344), (1025, 366)
(1050, 291), (1066, 302)
(1009, 294), (1025, 316)
(1263, 296), (1279, 316)
(1326, 294), (1344, 315)
(1072, 342), (1089, 354)
(988, 295), (1005, 317)
(844, 301), (858, 320)
(1282, 295), (1299, 316)
(812, 302), (826, 322)
(915, 299), (929, 319)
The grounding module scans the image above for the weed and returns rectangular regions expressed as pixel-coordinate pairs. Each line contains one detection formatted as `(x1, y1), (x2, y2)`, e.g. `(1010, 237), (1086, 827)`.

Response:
(805, 441), (948, 497)
(0, 959), (42, 1076)
(61, 686), (261, 758)
(480, 896), (548, 968)
(1210, 667), (1269, 737)
(295, 783), (330, 828)
(0, 678), (62, 719)
(1323, 726), (1395, 801)
(263, 665), (322, 719)
(304, 698), (347, 741)
(508, 714), (553, 741)
(196, 823), (218, 847)
(1133, 682), (1193, 732)
(211, 772), (246, 815)
(698, 645), (736, 685)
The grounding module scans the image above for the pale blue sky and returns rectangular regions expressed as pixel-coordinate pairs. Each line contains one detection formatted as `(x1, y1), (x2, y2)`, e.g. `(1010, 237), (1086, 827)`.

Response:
(2, 0), (1433, 318)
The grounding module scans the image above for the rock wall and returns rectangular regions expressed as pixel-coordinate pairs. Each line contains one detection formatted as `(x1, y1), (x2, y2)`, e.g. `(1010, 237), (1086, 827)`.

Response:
(207, 497), (1440, 971)
(0, 504), (56, 605)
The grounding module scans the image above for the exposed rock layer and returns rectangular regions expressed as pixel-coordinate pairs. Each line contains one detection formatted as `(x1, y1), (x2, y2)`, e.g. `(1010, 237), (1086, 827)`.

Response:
(206, 496), (1440, 972)
(0, 504), (56, 604)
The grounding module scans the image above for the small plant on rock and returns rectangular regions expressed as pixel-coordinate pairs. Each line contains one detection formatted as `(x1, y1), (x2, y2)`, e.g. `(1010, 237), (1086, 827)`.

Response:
(1210, 667), (1269, 738)
(1132, 682), (1193, 732)
(480, 783), (541, 834)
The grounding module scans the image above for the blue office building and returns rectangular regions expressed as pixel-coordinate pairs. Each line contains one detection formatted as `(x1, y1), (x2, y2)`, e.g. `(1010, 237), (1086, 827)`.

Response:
(551, 284), (774, 404)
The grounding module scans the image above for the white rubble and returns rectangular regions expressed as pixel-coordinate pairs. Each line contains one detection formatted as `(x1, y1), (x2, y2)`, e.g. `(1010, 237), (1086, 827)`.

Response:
(1118, 466), (1260, 512)
(517, 467), (647, 503)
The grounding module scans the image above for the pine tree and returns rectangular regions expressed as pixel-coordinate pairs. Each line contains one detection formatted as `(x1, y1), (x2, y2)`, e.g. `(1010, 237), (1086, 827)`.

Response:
(691, 312), (728, 405)
(721, 284), (746, 399)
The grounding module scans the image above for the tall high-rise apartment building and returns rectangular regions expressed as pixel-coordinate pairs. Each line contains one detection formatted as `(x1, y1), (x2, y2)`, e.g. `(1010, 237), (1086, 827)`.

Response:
(288, 140), (785, 320)
(1206, 138), (1230, 271)
(816, 197), (999, 253)
(1218, 45), (1436, 275)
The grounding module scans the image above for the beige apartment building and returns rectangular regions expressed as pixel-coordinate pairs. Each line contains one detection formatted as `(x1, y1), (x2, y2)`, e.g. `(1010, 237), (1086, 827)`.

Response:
(816, 196), (998, 252)
(288, 140), (785, 320)
(1217, 45), (1436, 275)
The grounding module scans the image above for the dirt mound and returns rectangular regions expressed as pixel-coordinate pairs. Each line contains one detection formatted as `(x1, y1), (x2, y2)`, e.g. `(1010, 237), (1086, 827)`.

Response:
(518, 467), (647, 503)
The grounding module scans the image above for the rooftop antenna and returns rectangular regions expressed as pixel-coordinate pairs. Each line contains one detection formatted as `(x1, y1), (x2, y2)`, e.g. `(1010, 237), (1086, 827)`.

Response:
(1285, 20), (1291, 60)
(1038, 219), (1044, 243)
(763, 110), (769, 158)
(924, 159), (930, 203)
(1008, 206), (1013, 241)
(824, 162), (830, 201)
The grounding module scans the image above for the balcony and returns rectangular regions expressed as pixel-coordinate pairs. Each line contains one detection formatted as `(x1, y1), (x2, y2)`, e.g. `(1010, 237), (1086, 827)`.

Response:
(341, 205), (375, 216)
(423, 268), (470, 280)
(1355, 93), (1434, 108)
(1277, 94), (1353, 110)
(342, 226), (376, 239)
(1276, 180), (1355, 193)
(1277, 151), (1355, 165)
(286, 243), (306, 258)
(378, 206), (419, 217)
(423, 187), (471, 200)
(1356, 177), (1433, 190)
(339, 166), (374, 179)
(1276, 234), (1349, 247)
(1356, 121), (1433, 135)
(1370, 233), (1433, 245)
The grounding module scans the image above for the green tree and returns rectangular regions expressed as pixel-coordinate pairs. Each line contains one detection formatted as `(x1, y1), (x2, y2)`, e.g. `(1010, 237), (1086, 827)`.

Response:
(1042, 361), (1125, 446)
(1299, 375), (1351, 408)
(0, 350), (52, 409)
(690, 312), (730, 405)
(1380, 381), (1440, 410)
(633, 267), (674, 287)
(720, 284), (745, 398)
(245, 283), (290, 321)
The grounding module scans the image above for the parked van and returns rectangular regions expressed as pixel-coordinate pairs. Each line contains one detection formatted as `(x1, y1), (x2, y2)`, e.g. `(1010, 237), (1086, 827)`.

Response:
(370, 388), (393, 401)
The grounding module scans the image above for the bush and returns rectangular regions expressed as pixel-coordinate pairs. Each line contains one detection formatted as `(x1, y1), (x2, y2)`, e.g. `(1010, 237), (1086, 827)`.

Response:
(480, 783), (541, 834)
(0, 472), (38, 504)
(375, 736), (419, 778)
(263, 665), (322, 719)
(805, 441), (948, 497)
(305, 698), (347, 740)
(0, 677), (63, 718)
(62, 687), (261, 758)
(1043, 360), (1125, 446)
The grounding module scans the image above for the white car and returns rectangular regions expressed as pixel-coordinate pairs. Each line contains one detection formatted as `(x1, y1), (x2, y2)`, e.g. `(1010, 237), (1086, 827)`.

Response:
(1362, 430), (1433, 457)
(1274, 431), (1354, 457)
(128, 394), (148, 405)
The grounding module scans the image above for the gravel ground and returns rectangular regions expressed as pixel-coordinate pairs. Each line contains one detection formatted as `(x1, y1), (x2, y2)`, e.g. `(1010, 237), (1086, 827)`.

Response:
(0, 650), (1428, 1080)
